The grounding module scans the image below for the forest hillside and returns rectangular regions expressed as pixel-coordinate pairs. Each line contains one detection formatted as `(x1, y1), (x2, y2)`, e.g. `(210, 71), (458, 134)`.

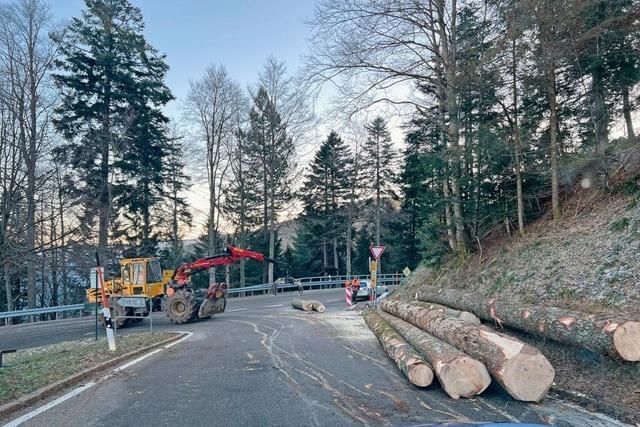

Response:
(394, 143), (640, 421)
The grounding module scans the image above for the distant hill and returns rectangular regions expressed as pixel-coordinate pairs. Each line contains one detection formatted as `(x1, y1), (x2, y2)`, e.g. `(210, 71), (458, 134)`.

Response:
(278, 219), (299, 249)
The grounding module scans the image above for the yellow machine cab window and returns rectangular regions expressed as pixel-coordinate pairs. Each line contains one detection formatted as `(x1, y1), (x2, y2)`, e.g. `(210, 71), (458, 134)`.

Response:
(147, 259), (163, 283)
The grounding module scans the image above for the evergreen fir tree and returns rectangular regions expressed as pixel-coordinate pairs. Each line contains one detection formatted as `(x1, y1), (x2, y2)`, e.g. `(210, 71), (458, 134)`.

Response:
(52, 0), (173, 259)
(157, 131), (192, 266)
(352, 227), (372, 275)
(362, 117), (397, 247)
(299, 131), (351, 275)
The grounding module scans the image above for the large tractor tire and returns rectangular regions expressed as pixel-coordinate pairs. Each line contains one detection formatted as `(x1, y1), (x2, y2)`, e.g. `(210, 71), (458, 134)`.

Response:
(113, 303), (127, 328)
(97, 304), (127, 328)
(165, 289), (199, 324)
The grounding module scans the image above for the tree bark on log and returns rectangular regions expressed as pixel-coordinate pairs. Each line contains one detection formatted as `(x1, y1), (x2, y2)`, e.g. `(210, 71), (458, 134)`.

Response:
(380, 299), (554, 402)
(291, 298), (313, 311)
(363, 309), (434, 387)
(413, 301), (481, 325)
(378, 311), (490, 399)
(416, 287), (640, 362)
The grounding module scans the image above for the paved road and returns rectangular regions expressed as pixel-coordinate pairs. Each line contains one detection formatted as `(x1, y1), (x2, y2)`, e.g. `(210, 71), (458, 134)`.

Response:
(1, 289), (627, 426)
(0, 288), (349, 350)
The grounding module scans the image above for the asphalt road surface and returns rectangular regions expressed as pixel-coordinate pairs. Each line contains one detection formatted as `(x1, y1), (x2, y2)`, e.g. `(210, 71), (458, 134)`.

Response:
(0, 289), (627, 427)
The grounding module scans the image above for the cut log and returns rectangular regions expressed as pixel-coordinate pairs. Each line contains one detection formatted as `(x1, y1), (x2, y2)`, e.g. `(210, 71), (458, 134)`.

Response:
(378, 311), (490, 399)
(416, 287), (640, 362)
(380, 299), (554, 402)
(291, 298), (313, 311)
(413, 301), (481, 325)
(311, 301), (326, 313)
(363, 309), (434, 387)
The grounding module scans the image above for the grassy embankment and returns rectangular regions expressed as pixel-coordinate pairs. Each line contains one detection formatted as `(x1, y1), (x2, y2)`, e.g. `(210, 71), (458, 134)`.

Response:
(0, 332), (176, 406)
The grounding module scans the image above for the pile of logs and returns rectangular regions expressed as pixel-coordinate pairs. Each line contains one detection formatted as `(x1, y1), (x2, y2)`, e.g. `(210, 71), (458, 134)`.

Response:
(415, 287), (640, 362)
(366, 299), (555, 401)
(365, 287), (640, 403)
(291, 298), (326, 313)
(378, 300), (554, 402)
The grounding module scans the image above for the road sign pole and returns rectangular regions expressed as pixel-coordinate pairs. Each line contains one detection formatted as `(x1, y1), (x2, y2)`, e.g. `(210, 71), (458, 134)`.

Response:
(369, 260), (378, 307)
(369, 245), (385, 308)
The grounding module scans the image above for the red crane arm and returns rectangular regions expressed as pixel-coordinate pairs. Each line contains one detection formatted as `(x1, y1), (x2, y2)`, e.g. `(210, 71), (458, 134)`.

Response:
(171, 245), (277, 286)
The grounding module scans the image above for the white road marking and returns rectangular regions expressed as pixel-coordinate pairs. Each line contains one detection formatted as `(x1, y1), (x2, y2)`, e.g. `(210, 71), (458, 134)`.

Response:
(3, 382), (96, 427)
(4, 331), (193, 427)
(227, 308), (247, 312)
(264, 304), (284, 308)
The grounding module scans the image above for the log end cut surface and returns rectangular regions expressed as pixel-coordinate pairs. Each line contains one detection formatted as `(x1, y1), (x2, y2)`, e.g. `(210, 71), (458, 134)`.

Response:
(613, 321), (640, 362)
(501, 352), (555, 402)
(312, 302), (326, 313)
(438, 357), (491, 399)
(408, 363), (435, 387)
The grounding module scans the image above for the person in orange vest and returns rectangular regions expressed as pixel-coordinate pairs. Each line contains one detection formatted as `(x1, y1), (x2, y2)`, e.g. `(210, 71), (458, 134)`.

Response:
(351, 278), (360, 304)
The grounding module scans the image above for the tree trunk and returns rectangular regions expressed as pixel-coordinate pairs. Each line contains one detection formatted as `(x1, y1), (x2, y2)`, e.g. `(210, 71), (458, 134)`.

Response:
(380, 299), (554, 402)
(268, 192), (275, 284)
(268, 228), (275, 283)
(437, 0), (467, 252)
(98, 67), (112, 271)
(4, 264), (13, 324)
(240, 259), (246, 288)
(442, 178), (456, 251)
(416, 287), (640, 362)
(50, 199), (59, 307)
(413, 301), (481, 325)
(375, 134), (381, 247)
(311, 301), (326, 313)
(60, 196), (68, 306)
(332, 236), (339, 275)
(592, 66), (609, 156)
(346, 219), (352, 277)
(512, 39), (525, 235)
(25, 20), (39, 309)
(262, 159), (269, 284)
(322, 237), (328, 275)
(363, 309), (434, 387)
(379, 311), (490, 398)
(622, 86), (636, 144)
(291, 298), (314, 311)
(545, 54), (560, 220)
(208, 165), (217, 284)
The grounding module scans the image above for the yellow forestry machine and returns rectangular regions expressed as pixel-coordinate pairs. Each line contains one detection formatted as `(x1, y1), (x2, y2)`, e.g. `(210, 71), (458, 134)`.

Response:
(85, 246), (283, 327)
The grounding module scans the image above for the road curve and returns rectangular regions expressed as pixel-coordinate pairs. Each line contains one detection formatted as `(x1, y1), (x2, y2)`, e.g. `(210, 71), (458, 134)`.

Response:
(1, 289), (626, 427)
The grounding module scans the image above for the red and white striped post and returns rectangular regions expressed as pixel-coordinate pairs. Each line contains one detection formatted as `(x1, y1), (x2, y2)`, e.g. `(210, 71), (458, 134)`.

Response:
(345, 282), (353, 308)
(96, 252), (116, 351)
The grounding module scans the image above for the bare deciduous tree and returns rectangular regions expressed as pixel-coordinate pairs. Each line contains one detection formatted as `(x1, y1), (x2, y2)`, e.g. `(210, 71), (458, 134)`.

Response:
(0, 0), (56, 309)
(305, 0), (468, 252)
(185, 64), (245, 283)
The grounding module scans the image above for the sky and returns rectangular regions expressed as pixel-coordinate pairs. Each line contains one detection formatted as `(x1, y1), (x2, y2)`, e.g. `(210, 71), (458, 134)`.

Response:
(47, 0), (317, 119)
(42, 0), (324, 236)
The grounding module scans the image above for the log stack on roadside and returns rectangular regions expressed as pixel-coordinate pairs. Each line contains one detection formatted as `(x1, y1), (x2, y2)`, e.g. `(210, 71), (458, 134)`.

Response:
(363, 283), (640, 404)
(378, 311), (491, 399)
(379, 299), (555, 402)
(363, 310), (434, 387)
(416, 287), (640, 362)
